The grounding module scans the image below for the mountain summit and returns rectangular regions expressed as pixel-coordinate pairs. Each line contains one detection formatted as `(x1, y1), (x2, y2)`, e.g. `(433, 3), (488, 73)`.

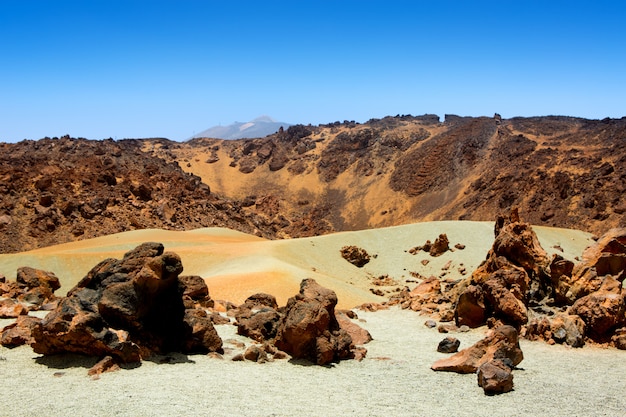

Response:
(190, 116), (291, 140)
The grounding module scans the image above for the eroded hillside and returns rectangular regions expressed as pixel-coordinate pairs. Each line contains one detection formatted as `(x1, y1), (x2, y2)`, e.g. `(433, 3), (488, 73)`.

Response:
(0, 137), (280, 253)
(1, 114), (624, 253)
(168, 114), (626, 237)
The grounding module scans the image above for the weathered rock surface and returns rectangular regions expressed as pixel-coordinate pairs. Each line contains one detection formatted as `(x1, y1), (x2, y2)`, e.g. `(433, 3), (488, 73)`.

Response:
(431, 325), (523, 374)
(0, 315), (41, 347)
(340, 246), (371, 268)
(274, 279), (355, 365)
(477, 359), (514, 395)
(234, 293), (282, 343)
(30, 242), (223, 363)
(437, 336), (460, 353)
(454, 210), (551, 329)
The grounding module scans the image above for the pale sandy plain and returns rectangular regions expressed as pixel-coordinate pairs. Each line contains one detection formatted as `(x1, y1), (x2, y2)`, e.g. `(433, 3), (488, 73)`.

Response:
(1, 221), (625, 416)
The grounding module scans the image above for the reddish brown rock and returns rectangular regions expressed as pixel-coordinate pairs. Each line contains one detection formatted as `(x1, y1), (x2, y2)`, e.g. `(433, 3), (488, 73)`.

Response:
(431, 325), (523, 374)
(182, 308), (223, 354)
(0, 315), (41, 347)
(0, 298), (27, 318)
(568, 277), (625, 342)
(274, 279), (354, 365)
(178, 275), (214, 308)
(429, 234), (450, 257)
(336, 311), (373, 346)
(31, 242), (223, 363)
(455, 285), (486, 328)
(477, 359), (514, 395)
(87, 356), (121, 376)
(340, 246), (371, 268)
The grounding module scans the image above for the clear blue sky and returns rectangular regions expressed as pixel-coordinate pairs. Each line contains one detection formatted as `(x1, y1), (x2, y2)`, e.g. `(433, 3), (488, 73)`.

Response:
(1, 0), (625, 142)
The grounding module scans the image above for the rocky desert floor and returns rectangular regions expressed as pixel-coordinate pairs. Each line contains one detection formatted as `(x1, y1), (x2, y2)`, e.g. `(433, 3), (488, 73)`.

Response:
(1, 221), (624, 416)
(1, 307), (625, 417)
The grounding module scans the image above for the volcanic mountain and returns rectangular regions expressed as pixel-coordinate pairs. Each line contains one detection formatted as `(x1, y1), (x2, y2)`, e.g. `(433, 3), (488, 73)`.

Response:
(1, 114), (624, 253)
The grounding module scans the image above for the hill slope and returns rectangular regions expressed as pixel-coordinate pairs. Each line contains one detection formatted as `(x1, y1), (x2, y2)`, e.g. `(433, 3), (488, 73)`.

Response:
(170, 114), (626, 237)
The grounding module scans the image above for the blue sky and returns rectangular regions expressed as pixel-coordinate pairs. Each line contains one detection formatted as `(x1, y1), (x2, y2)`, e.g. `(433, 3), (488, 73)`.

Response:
(1, 1), (625, 142)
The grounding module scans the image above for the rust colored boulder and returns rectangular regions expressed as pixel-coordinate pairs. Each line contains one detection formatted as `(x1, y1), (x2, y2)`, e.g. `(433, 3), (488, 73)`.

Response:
(235, 293), (282, 343)
(455, 211), (550, 329)
(431, 325), (523, 374)
(182, 308), (223, 354)
(31, 242), (223, 363)
(0, 315), (41, 347)
(178, 275), (213, 308)
(568, 277), (625, 342)
(274, 279), (354, 365)
(340, 246), (371, 268)
(429, 234), (450, 257)
(455, 285), (486, 328)
(336, 311), (373, 346)
(0, 298), (27, 318)
(477, 359), (514, 395)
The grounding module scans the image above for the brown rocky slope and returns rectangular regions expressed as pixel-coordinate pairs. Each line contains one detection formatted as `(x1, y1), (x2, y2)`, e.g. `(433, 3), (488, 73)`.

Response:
(1, 114), (624, 253)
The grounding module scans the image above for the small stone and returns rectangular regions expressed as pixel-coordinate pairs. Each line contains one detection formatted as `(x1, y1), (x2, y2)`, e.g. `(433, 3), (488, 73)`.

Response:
(437, 337), (460, 353)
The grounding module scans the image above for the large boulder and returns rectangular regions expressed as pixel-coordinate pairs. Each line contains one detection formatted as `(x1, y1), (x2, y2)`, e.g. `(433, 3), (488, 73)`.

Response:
(477, 359), (514, 395)
(1, 315), (41, 347)
(431, 325), (523, 374)
(454, 210), (550, 329)
(31, 242), (223, 363)
(274, 279), (354, 365)
(234, 293), (282, 343)
(568, 277), (625, 342)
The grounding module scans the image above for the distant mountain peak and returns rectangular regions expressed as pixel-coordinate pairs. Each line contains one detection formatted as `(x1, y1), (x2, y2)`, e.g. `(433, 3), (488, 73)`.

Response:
(252, 115), (277, 123)
(190, 116), (291, 140)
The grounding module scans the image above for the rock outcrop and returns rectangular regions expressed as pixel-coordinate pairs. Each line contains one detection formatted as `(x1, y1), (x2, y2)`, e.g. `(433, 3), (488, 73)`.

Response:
(454, 209), (551, 329)
(29, 242), (223, 363)
(274, 279), (355, 365)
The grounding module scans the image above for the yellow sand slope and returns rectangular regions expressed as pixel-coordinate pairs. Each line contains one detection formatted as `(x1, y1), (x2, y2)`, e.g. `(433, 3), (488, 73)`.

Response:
(0, 222), (593, 309)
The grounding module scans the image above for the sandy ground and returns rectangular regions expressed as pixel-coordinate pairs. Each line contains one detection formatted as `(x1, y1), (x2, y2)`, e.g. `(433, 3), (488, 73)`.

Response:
(0, 221), (594, 309)
(1, 307), (625, 417)
(0, 222), (622, 416)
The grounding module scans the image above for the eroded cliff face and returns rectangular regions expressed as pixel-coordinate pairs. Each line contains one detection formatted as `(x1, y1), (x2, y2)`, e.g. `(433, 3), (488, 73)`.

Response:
(2, 114), (625, 253)
(169, 114), (626, 237)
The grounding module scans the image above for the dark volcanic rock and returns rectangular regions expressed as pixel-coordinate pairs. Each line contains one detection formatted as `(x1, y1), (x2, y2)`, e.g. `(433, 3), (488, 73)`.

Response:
(30, 242), (223, 363)
(340, 246), (371, 268)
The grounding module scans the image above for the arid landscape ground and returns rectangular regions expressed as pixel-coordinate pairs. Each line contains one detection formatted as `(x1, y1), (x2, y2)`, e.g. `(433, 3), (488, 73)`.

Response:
(1, 114), (625, 416)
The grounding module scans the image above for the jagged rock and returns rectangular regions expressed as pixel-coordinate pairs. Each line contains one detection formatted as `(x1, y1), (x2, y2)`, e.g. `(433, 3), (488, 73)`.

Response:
(568, 276), (625, 342)
(431, 325), (523, 374)
(0, 298), (27, 318)
(336, 311), (373, 346)
(235, 293), (281, 343)
(550, 314), (585, 347)
(0, 315), (41, 347)
(429, 234), (450, 257)
(340, 246), (371, 267)
(437, 336), (460, 353)
(455, 211), (550, 329)
(182, 308), (223, 354)
(274, 279), (354, 365)
(87, 356), (121, 376)
(178, 275), (214, 308)
(31, 242), (223, 363)
(455, 285), (486, 328)
(612, 328), (626, 350)
(477, 359), (514, 395)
